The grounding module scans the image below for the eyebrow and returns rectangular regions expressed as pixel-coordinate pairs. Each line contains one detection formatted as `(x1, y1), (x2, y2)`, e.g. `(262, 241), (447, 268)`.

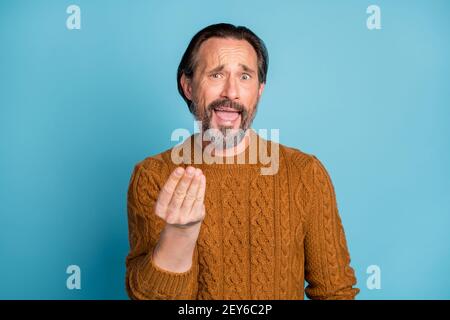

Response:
(207, 65), (225, 74)
(239, 63), (256, 74)
(206, 64), (256, 74)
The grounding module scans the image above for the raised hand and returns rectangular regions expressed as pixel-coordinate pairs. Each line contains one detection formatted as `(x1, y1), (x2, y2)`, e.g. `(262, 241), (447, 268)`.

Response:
(155, 166), (206, 230)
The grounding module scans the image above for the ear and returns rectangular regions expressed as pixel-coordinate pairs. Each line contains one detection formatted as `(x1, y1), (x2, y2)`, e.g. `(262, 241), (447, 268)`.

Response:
(180, 73), (193, 101)
(258, 82), (265, 98)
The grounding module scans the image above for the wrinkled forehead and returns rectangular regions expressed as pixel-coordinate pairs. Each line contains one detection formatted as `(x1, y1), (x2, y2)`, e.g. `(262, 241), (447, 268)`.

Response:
(195, 37), (258, 73)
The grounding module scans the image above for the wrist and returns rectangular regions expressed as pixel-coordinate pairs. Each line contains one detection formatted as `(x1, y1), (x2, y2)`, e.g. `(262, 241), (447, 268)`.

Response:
(163, 221), (201, 238)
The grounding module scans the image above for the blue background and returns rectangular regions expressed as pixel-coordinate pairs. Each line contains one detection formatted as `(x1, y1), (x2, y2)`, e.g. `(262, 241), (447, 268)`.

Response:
(1, 0), (449, 299)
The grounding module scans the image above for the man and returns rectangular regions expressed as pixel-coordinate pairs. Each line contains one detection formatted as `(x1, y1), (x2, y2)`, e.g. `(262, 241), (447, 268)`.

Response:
(125, 23), (359, 300)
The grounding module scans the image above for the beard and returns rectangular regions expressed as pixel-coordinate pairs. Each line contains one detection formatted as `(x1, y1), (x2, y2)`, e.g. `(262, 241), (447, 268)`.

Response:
(189, 98), (259, 150)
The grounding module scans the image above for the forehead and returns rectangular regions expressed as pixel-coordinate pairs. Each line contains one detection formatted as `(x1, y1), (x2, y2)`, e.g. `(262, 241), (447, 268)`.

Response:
(195, 37), (258, 70)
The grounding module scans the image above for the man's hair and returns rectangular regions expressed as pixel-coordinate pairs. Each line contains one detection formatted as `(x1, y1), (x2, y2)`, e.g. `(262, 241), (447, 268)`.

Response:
(177, 23), (269, 110)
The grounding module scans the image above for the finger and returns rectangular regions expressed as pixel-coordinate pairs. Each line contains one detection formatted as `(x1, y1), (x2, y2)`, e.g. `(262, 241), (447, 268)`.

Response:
(196, 174), (206, 202)
(190, 174), (206, 217)
(155, 167), (184, 215)
(180, 168), (202, 213)
(168, 166), (196, 211)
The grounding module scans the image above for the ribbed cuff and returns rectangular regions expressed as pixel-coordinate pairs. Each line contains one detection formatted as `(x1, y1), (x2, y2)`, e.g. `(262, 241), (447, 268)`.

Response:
(132, 248), (198, 299)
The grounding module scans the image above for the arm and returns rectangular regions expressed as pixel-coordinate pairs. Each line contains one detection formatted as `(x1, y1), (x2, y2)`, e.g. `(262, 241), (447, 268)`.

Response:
(125, 162), (204, 300)
(304, 156), (360, 300)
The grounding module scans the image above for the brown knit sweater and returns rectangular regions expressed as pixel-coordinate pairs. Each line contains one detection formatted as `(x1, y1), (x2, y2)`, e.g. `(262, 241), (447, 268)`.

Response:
(125, 130), (359, 300)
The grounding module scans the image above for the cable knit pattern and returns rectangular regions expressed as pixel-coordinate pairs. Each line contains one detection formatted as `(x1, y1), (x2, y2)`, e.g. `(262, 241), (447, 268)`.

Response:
(125, 130), (359, 300)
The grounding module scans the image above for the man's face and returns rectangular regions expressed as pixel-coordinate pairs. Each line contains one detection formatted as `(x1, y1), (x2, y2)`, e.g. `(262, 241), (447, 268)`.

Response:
(181, 37), (265, 147)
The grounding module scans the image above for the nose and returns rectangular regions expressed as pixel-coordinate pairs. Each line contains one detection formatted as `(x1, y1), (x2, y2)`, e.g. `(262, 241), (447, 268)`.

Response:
(220, 76), (240, 101)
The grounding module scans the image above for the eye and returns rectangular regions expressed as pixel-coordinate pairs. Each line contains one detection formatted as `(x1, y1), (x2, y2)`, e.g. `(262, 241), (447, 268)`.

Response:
(241, 73), (251, 80)
(210, 73), (223, 79)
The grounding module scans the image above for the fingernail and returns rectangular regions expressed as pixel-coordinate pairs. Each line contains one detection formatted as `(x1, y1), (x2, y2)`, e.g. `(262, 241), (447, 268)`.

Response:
(175, 167), (184, 176)
(195, 169), (202, 177)
(186, 167), (195, 176)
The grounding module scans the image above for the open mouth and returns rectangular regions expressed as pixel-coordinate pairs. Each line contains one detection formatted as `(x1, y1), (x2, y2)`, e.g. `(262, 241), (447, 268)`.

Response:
(213, 107), (242, 123)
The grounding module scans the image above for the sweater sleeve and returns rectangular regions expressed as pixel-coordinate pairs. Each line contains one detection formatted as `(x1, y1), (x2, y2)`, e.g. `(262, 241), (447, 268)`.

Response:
(125, 160), (199, 300)
(303, 155), (360, 300)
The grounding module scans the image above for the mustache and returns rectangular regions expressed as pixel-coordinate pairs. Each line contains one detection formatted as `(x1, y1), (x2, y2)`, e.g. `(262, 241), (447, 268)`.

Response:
(207, 98), (247, 115)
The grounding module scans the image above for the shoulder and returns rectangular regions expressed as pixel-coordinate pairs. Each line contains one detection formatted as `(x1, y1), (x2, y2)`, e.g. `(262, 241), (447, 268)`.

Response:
(253, 130), (315, 169)
(127, 149), (176, 209)
(129, 148), (175, 191)
(133, 145), (176, 175)
(278, 143), (333, 181)
(131, 133), (197, 181)
(279, 143), (315, 169)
